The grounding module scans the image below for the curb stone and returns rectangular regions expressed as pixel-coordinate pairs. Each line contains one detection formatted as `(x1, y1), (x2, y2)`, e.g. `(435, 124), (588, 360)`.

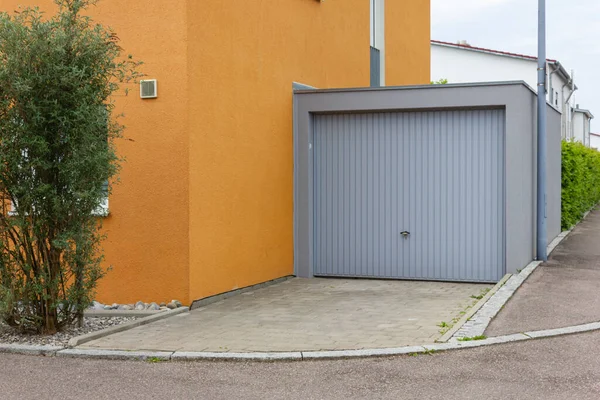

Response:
(300, 346), (428, 360)
(68, 307), (189, 348)
(172, 351), (302, 361)
(0, 344), (63, 356)
(524, 322), (600, 339)
(7, 322), (600, 362)
(166, 322), (600, 361)
(57, 348), (173, 361)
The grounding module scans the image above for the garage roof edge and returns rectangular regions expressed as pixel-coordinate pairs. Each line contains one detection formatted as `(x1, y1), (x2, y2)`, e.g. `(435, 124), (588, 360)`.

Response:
(294, 81), (535, 96)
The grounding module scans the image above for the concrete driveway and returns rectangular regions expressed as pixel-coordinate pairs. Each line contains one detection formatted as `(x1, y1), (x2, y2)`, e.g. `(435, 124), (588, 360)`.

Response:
(81, 278), (490, 352)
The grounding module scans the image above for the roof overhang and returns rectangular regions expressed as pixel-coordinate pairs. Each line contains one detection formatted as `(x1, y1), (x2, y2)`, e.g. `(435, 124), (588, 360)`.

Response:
(431, 40), (555, 62)
(549, 62), (575, 87)
(574, 109), (594, 119)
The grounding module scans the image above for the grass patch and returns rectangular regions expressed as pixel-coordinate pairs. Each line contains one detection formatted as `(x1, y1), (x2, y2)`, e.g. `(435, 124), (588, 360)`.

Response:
(457, 335), (487, 342)
(409, 349), (437, 357)
(437, 321), (450, 334)
(470, 288), (491, 300)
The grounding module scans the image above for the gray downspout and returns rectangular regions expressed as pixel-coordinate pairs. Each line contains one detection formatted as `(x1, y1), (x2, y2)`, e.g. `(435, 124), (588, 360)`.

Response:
(537, 0), (548, 261)
(561, 71), (577, 140)
(548, 63), (559, 106)
(567, 71), (576, 140)
(564, 72), (576, 104)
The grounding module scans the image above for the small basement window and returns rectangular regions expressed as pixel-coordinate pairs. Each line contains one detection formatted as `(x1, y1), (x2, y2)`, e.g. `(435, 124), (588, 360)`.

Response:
(140, 79), (158, 99)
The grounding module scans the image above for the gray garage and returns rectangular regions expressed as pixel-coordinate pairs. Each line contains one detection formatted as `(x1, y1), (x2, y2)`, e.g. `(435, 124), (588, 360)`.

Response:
(293, 82), (561, 283)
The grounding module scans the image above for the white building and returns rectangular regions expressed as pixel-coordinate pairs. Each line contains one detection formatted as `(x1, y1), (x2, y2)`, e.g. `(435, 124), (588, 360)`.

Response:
(431, 40), (585, 143)
(572, 108), (594, 147)
(590, 133), (600, 151)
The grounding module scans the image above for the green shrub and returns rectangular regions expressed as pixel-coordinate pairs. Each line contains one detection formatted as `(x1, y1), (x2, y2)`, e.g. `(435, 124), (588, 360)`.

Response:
(0, 0), (142, 333)
(430, 78), (448, 85)
(561, 141), (600, 230)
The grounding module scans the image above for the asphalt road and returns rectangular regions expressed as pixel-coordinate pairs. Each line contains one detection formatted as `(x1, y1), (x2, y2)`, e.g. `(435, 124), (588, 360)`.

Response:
(1, 331), (600, 400)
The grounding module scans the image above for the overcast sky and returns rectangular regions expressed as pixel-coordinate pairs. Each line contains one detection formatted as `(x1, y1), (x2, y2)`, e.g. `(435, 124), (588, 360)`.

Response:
(432, 0), (598, 131)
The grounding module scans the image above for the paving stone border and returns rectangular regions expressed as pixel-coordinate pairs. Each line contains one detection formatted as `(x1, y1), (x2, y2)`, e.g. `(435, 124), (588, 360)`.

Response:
(450, 229), (571, 341)
(67, 307), (189, 348)
(437, 274), (511, 343)
(451, 261), (542, 339)
(43, 321), (600, 362)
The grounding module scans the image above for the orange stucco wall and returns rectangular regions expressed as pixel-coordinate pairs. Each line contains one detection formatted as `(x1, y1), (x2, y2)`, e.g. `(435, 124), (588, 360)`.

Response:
(187, 0), (371, 301)
(91, 1), (190, 305)
(386, 0), (431, 85)
(0, 0), (431, 305)
(0, 0), (191, 304)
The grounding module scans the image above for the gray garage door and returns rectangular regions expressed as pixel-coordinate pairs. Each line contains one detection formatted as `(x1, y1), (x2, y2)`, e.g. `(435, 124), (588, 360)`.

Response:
(312, 109), (505, 282)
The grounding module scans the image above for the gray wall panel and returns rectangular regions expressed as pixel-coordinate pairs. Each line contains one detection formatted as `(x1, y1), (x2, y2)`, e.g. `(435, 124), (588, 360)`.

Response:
(547, 106), (562, 241)
(504, 92), (535, 277)
(312, 109), (505, 282)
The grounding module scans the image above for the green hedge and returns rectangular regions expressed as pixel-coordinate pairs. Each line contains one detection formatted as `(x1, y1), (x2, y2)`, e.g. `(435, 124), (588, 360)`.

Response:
(561, 141), (600, 230)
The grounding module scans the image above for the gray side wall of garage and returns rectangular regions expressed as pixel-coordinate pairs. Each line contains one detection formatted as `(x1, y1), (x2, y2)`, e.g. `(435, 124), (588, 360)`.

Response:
(293, 81), (562, 282)
(503, 86), (535, 276)
(545, 107), (562, 244)
(508, 92), (561, 268)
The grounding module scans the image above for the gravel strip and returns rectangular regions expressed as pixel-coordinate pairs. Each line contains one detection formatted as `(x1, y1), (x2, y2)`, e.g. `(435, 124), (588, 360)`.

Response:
(0, 317), (137, 347)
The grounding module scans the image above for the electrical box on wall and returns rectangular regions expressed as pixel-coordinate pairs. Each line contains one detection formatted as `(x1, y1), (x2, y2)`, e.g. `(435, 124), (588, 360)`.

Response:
(140, 79), (158, 99)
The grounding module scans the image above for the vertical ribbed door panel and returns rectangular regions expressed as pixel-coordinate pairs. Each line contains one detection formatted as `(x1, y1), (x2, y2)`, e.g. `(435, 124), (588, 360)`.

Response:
(312, 109), (505, 282)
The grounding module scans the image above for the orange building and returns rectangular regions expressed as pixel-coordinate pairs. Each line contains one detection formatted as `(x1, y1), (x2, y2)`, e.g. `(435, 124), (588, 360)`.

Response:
(0, 0), (431, 305)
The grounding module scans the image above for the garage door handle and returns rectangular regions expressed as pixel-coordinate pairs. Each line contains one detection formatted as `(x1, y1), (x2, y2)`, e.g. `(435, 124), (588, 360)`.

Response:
(400, 231), (410, 239)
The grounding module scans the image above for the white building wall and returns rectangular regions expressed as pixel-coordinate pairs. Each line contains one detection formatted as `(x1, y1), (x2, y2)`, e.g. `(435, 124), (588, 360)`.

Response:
(432, 43), (574, 140)
(585, 118), (591, 147)
(590, 134), (600, 151)
(431, 45), (538, 89)
(370, 0), (385, 85)
(572, 113), (584, 143)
